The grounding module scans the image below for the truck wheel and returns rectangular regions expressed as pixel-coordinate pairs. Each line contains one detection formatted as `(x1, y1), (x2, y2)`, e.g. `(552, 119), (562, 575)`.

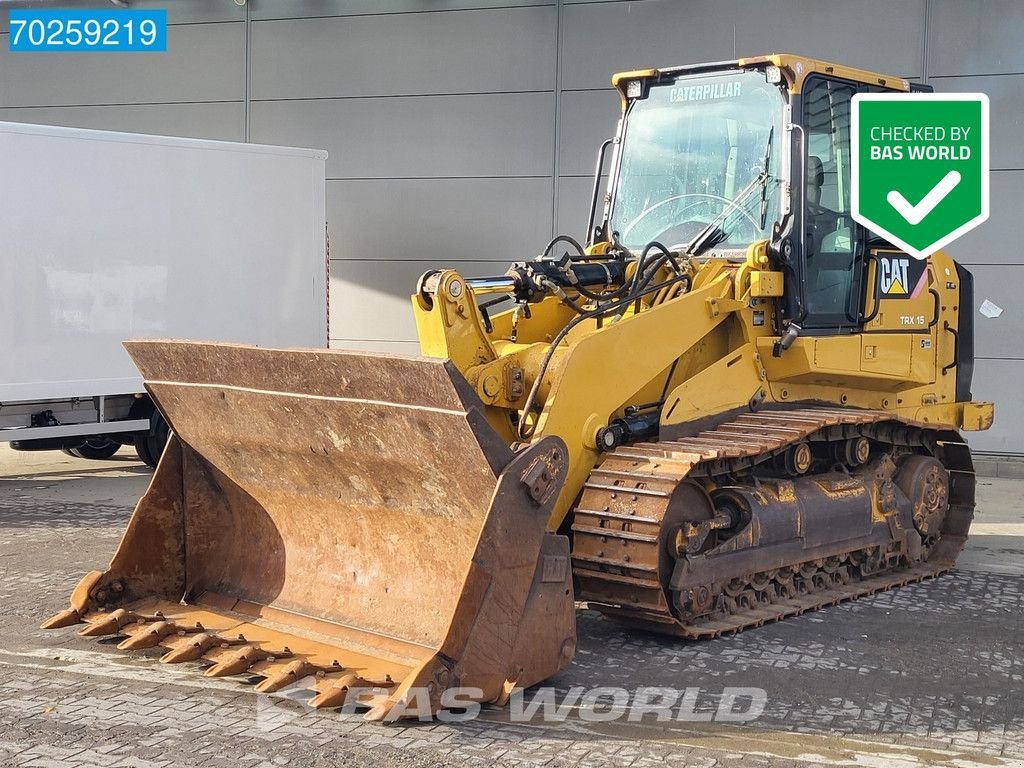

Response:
(64, 437), (121, 460)
(134, 413), (169, 468)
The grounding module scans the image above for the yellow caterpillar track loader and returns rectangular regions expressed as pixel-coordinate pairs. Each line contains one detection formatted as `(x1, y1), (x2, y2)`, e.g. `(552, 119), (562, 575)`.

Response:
(45, 54), (993, 720)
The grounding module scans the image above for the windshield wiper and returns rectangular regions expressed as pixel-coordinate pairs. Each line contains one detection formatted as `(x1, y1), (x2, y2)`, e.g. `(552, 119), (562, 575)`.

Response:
(759, 126), (774, 229)
(684, 169), (769, 258)
(686, 129), (775, 258)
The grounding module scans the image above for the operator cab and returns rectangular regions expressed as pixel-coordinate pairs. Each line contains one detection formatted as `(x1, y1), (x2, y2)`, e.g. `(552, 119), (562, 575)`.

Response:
(596, 54), (925, 336)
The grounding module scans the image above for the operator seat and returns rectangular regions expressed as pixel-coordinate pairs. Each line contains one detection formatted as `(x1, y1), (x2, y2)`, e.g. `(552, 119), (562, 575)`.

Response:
(805, 155), (827, 254)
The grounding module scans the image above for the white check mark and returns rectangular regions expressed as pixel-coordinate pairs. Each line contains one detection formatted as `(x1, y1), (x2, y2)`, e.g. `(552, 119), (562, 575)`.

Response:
(886, 170), (961, 225)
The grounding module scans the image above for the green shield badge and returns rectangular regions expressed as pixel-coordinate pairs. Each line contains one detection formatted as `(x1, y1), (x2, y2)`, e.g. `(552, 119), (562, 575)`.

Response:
(851, 93), (989, 260)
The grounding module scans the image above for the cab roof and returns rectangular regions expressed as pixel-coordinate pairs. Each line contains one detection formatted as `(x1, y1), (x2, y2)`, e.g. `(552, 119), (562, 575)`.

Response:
(613, 53), (911, 98)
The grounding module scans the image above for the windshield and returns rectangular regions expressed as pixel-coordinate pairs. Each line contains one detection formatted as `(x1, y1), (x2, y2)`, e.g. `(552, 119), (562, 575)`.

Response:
(608, 70), (785, 253)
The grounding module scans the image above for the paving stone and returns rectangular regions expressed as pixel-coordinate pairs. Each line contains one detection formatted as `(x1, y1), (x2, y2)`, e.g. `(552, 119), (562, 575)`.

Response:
(3, 468), (1024, 767)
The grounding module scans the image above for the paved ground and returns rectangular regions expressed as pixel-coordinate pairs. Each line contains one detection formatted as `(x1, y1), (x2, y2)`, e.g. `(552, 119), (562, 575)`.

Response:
(1, 443), (1022, 767)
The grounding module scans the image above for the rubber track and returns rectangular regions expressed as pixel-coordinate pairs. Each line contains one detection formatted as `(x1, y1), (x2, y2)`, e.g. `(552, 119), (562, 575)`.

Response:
(570, 406), (975, 639)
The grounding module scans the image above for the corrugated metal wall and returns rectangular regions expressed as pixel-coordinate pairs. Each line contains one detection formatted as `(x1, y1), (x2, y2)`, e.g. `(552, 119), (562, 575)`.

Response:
(1, 0), (1021, 453)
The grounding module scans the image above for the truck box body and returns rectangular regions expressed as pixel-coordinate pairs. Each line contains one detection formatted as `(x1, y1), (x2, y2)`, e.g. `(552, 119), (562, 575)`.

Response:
(0, 121), (328, 445)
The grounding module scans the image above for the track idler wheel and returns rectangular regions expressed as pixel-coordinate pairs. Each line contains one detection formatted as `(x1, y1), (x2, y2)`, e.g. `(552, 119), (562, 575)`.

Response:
(685, 584), (716, 615)
(775, 441), (813, 476)
(895, 455), (950, 539)
(831, 436), (871, 468)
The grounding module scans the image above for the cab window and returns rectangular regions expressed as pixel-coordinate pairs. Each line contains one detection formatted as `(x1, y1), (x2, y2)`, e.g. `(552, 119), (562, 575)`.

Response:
(802, 76), (860, 327)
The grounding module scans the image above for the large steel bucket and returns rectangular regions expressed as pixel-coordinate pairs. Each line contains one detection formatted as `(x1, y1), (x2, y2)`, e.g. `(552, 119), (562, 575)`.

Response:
(44, 341), (575, 720)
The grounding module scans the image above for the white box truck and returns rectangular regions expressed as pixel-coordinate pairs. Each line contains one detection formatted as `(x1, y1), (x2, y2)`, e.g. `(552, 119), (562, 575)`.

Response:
(0, 122), (328, 465)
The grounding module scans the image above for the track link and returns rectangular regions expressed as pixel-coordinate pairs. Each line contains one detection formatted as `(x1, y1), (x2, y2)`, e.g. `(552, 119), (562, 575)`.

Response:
(570, 407), (975, 638)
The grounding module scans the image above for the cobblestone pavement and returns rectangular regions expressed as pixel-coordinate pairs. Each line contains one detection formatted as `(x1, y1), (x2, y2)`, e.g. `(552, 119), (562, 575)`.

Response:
(1, 446), (1023, 767)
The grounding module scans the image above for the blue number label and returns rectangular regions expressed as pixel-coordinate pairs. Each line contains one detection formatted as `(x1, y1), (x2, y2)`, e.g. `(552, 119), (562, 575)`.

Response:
(8, 9), (167, 52)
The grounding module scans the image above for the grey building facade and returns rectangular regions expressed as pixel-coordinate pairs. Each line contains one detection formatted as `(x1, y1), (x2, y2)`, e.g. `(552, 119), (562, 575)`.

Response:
(1, 0), (1020, 454)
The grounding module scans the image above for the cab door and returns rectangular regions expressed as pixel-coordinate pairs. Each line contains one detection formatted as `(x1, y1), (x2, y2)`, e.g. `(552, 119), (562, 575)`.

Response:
(799, 74), (865, 332)
(797, 76), (936, 385)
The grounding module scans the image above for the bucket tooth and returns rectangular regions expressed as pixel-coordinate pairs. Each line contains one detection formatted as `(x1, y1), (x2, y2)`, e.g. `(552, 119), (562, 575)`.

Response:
(253, 659), (325, 693)
(79, 609), (159, 637)
(40, 608), (82, 630)
(363, 683), (422, 722)
(309, 672), (386, 710)
(118, 621), (204, 651)
(42, 570), (105, 631)
(161, 633), (245, 664)
(364, 697), (398, 722)
(204, 644), (291, 678)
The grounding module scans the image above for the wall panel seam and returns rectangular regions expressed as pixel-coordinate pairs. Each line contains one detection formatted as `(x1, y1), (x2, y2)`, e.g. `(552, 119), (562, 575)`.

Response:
(244, 2), (252, 143)
(551, 0), (563, 240)
(0, 101), (245, 109)
(326, 175), (554, 181)
(920, 0), (930, 85)
(930, 72), (1024, 80)
(329, 259), (532, 263)
(250, 90), (555, 103)
(146, 20), (245, 29)
(250, 3), (555, 24)
(0, 21), (246, 32)
(561, 0), (657, 6)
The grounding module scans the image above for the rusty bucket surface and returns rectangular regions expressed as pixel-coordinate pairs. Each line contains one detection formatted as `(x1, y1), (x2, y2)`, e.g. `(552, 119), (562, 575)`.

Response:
(44, 340), (576, 720)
